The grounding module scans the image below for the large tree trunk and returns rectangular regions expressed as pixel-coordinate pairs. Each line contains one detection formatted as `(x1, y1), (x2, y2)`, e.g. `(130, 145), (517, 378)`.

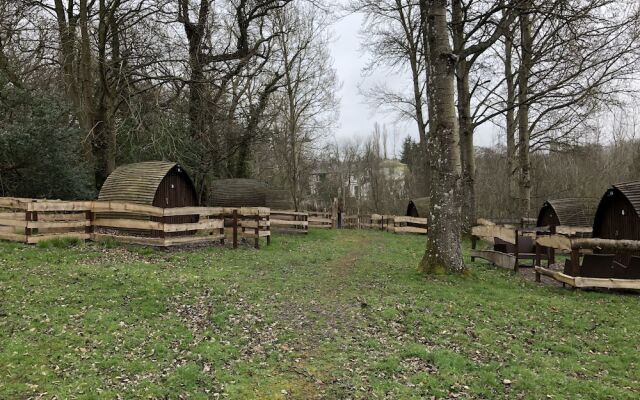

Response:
(517, 2), (532, 217)
(419, 0), (465, 274)
(452, 0), (475, 232)
(504, 27), (518, 216)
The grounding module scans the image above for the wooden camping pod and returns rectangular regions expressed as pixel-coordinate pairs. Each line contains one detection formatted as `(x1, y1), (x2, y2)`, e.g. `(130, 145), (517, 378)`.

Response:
(406, 197), (430, 218)
(592, 180), (640, 265)
(536, 198), (597, 229)
(97, 161), (199, 236)
(209, 179), (268, 207)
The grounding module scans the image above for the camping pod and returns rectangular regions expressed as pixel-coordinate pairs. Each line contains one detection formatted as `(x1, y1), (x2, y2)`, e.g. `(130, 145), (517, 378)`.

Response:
(98, 161), (199, 234)
(406, 197), (430, 218)
(592, 181), (640, 265)
(536, 198), (597, 230)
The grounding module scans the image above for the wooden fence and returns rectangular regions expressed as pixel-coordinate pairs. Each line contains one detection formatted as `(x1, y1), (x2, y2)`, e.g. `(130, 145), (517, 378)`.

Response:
(343, 214), (427, 235)
(388, 216), (428, 234)
(236, 207), (271, 248)
(342, 214), (359, 229)
(0, 198), (271, 248)
(270, 210), (308, 234)
(308, 211), (334, 229)
(0, 198), (92, 244)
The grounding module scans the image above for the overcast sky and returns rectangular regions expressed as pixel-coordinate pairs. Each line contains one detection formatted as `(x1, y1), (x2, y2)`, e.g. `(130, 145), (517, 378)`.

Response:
(328, 12), (499, 157)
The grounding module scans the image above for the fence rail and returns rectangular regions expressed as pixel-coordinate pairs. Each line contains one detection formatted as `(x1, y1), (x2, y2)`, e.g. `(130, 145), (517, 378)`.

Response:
(0, 198), (271, 248)
(308, 211), (334, 229)
(270, 210), (309, 234)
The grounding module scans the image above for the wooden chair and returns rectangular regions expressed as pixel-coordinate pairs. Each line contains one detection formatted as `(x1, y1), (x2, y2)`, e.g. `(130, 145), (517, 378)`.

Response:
(493, 234), (549, 271)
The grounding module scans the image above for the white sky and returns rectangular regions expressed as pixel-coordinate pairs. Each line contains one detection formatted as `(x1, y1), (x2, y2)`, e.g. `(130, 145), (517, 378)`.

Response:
(328, 12), (499, 156)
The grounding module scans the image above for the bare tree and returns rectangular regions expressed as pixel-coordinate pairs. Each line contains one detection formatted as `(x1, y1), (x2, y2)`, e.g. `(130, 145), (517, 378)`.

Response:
(419, 0), (465, 273)
(269, 2), (338, 210)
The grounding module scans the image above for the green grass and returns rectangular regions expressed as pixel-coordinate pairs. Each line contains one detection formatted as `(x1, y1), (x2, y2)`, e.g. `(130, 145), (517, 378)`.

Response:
(0, 230), (638, 399)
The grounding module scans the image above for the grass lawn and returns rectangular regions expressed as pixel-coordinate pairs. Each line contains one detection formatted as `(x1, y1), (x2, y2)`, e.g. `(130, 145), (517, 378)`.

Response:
(1, 230), (639, 399)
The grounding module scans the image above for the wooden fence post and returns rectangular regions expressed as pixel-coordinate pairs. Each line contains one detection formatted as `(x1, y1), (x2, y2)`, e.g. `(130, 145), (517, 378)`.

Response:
(254, 214), (259, 249)
(535, 243), (541, 283)
(85, 210), (94, 240)
(24, 210), (32, 243)
(266, 214), (271, 246)
(514, 229), (520, 273)
(232, 209), (238, 249)
(549, 225), (556, 265)
(219, 213), (225, 245)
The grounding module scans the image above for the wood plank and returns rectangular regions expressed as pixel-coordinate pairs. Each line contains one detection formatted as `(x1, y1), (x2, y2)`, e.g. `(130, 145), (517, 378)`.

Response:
(239, 220), (271, 228)
(0, 218), (27, 228)
(534, 267), (576, 286)
(476, 218), (496, 226)
(535, 234), (573, 251)
(163, 235), (225, 246)
(271, 210), (308, 217)
(28, 201), (93, 212)
(0, 232), (27, 242)
(270, 219), (309, 227)
(91, 201), (164, 217)
(270, 227), (308, 234)
(0, 198), (29, 210)
(163, 219), (224, 232)
(308, 217), (332, 223)
(393, 226), (428, 234)
(573, 276), (640, 290)
(533, 267), (640, 289)
(571, 238), (640, 252)
(0, 212), (25, 220)
(27, 220), (89, 229)
(27, 233), (90, 244)
(471, 225), (516, 244)
(309, 224), (332, 229)
(163, 207), (223, 217)
(93, 218), (162, 230)
(38, 213), (86, 221)
(555, 225), (592, 236)
(470, 249), (516, 270)
(392, 216), (428, 225)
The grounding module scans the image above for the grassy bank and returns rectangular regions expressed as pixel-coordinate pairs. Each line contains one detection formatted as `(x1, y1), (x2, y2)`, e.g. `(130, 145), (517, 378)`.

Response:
(0, 230), (638, 399)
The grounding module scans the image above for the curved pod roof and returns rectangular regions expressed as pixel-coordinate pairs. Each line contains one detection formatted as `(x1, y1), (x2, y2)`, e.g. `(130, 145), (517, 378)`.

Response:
(98, 161), (196, 206)
(536, 198), (597, 228)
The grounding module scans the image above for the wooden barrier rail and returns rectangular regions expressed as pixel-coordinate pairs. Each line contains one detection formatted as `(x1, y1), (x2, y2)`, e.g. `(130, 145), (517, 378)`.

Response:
(0, 198), (271, 248)
(270, 210), (308, 234)
(342, 214), (359, 229)
(388, 216), (428, 235)
(0, 198), (92, 244)
(533, 234), (640, 288)
(308, 211), (334, 229)
(350, 214), (427, 235)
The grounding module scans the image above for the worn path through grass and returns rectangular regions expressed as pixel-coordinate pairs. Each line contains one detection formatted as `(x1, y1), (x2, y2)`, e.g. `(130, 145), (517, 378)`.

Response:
(1, 229), (639, 399)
